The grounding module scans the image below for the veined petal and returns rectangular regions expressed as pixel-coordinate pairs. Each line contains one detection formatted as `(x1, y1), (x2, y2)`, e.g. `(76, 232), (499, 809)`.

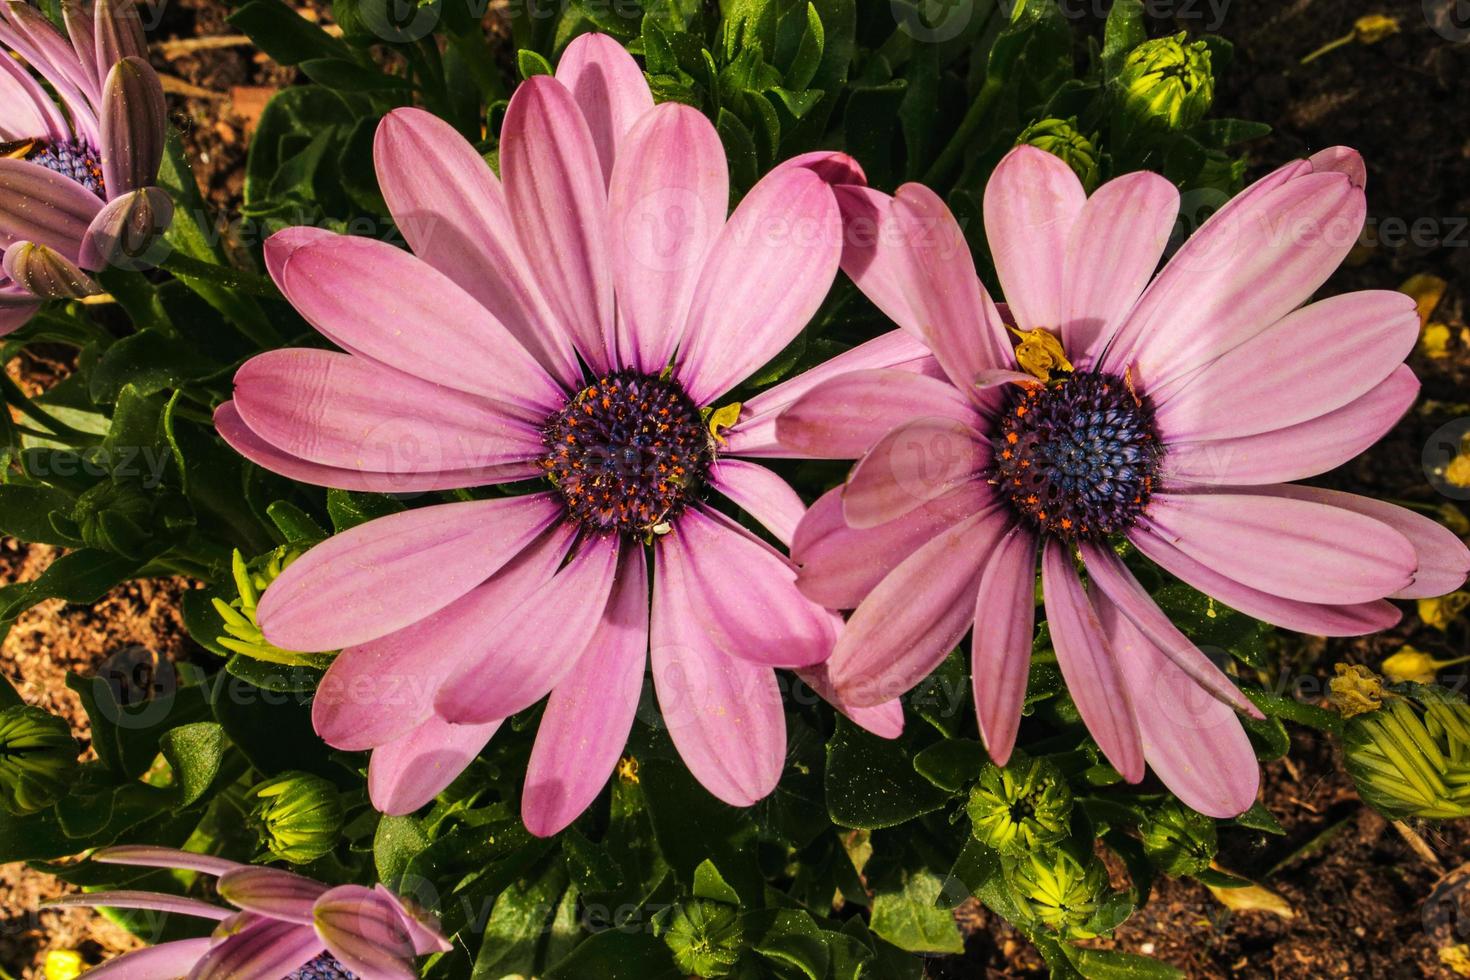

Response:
(708, 459), (805, 546)
(91, 845), (245, 877)
(774, 368), (980, 460)
(216, 867), (329, 926)
(985, 146), (1087, 334)
(44, 890), (234, 921)
(796, 663), (905, 739)
(189, 918), (323, 980)
(842, 417), (987, 529)
(82, 940), (213, 979)
(554, 32), (654, 185)
(314, 885), (419, 980)
(99, 56), (164, 197)
(971, 525), (1037, 765)
(368, 715), (503, 816)
(0, 158), (103, 257)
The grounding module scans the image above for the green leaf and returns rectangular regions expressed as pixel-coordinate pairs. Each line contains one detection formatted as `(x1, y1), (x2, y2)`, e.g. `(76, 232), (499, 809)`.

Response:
(546, 928), (680, 979)
(869, 868), (964, 955)
(825, 718), (949, 829)
(0, 484), (79, 546)
(1100, 0), (1145, 79)
(327, 489), (408, 532)
(375, 813), (430, 887)
(473, 860), (570, 979)
(88, 330), (219, 403)
(1232, 802), (1285, 836)
(518, 48), (555, 78)
(1062, 944), (1184, 980)
(911, 738), (984, 793)
(751, 909), (830, 980)
(209, 673), (341, 781)
(693, 859), (743, 906)
(1152, 583), (1268, 668)
(158, 722), (227, 806)
(785, 3), (824, 90)
(267, 501), (328, 546)
(301, 57), (412, 90)
(716, 107), (759, 192)
(0, 550), (145, 626)
(228, 0), (354, 65)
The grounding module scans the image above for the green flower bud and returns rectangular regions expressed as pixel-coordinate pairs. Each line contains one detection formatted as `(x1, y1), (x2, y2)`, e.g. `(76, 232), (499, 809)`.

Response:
(967, 752), (1072, 856)
(1118, 33), (1214, 130)
(1342, 686), (1470, 820)
(73, 480), (153, 556)
(0, 705), (79, 814)
(1005, 850), (1110, 940)
(661, 899), (744, 977)
(215, 549), (335, 669)
(1141, 800), (1217, 876)
(1017, 118), (1100, 192)
(249, 771), (344, 863)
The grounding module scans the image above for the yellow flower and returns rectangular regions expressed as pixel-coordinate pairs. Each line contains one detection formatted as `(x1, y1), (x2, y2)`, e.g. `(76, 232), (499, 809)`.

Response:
(1420, 591), (1470, 631)
(1382, 646), (1470, 684)
(1353, 14), (1401, 43)
(1329, 663), (1383, 718)
(44, 950), (84, 980)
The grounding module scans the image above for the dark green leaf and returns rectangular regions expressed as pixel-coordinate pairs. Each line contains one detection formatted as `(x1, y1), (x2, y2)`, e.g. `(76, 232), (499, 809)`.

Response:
(826, 719), (949, 829)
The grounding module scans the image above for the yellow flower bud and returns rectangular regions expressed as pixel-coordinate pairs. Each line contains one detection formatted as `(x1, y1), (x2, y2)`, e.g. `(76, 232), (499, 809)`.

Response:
(1382, 646), (1470, 684)
(1353, 14), (1400, 44)
(45, 950), (85, 980)
(1420, 591), (1470, 631)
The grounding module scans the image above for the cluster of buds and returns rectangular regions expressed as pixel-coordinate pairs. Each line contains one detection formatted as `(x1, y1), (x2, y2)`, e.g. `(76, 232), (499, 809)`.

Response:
(214, 548), (334, 668)
(1016, 118), (1100, 192)
(967, 752), (1072, 855)
(1117, 32), (1215, 131)
(248, 771), (345, 863)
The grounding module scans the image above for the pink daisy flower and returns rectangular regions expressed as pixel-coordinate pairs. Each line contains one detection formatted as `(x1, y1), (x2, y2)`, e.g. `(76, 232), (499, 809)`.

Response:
(46, 845), (450, 979)
(779, 145), (1470, 816)
(215, 34), (902, 837)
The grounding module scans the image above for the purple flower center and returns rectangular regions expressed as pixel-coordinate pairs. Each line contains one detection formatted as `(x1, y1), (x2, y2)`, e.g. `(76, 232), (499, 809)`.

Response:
(540, 370), (713, 536)
(285, 952), (357, 979)
(989, 373), (1161, 540)
(16, 137), (106, 198)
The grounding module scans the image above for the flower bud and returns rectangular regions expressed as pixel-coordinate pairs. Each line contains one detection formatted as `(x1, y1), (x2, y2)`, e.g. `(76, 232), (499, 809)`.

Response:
(1328, 662), (1383, 718)
(1005, 850), (1110, 940)
(215, 549), (335, 668)
(1016, 118), (1100, 192)
(0, 705), (79, 814)
(1342, 686), (1470, 820)
(967, 752), (1072, 856)
(1141, 800), (1217, 877)
(1118, 33), (1214, 130)
(73, 480), (153, 556)
(249, 771), (344, 863)
(661, 899), (744, 977)
(1382, 646), (1470, 685)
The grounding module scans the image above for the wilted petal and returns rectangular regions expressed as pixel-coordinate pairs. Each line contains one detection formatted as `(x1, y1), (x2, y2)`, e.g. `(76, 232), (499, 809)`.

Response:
(44, 890), (234, 921)
(3, 241), (100, 298)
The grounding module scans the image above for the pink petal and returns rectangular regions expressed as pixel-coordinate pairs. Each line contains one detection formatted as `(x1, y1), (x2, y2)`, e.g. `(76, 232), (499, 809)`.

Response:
(831, 184), (921, 331)
(796, 663), (905, 739)
(215, 401), (541, 494)
(190, 918), (324, 980)
(1109, 166), (1366, 387)
(709, 459), (806, 546)
(651, 549), (785, 806)
(0, 158), (103, 260)
(374, 884), (451, 955)
(971, 525), (1037, 765)
(842, 417), (987, 529)
(793, 481), (993, 610)
(1232, 484), (1470, 601)
(1140, 490), (1415, 605)
(91, 845), (245, 877)
(502, 75), (615, 374)
(434, 534), (622, 724)
(777, 150), (867, 186)
(314, 884), (419, 980)
(82, 940), (213, 979)
(1078, 542), (1260, 717)
(655, 506), (835, 669)
(1060, 170), (1178, 364)
(262, 225), (334, 282)
(1041, 539), (1144, 782)
(258, 494), (562, 651)
(1162, 365), (1419, 486)
(607, 103), (728, 372)
(373, 108), (578, 384)
(44, 890), (234, 921)
(1095, 591), (1260, 817)
(984, 146), (1087, 333)
(0, 52), (66, 140)
(554, 32), (654, 185)
(1155, 290), (1419, 441)
(1129, 525), (1400, 636)
(773, 368), (980, 460)
(231, 349), (545, 473)
(675, 166), (842, 404)
(269, 233), (565, 418)
(825, 505), (1006, 707)
(216, 867), (329, 925)
(368, 714), (502, 815)
(522, 545), (648, 836)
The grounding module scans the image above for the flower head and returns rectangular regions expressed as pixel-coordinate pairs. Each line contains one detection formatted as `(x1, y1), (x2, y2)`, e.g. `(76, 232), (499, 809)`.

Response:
(967, 752), (1071, 855)
(215, 34), (907, 837)
(250, 771), (346, 864)
(46, 845), (451, 978)
(0, 0), (171, 328)
(1016, 117), (1098, 191)
(780, 145), (1470, 817)
(1118, 32), (1214, 129)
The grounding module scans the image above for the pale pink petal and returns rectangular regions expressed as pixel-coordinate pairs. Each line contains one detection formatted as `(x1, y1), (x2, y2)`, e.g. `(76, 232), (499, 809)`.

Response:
(1234, 485), (1470, 601)
(842, 417), (987, 529)
(258, 494), (562, 651)
(434, 534), (621, 725)
(651, 549), (785, 806)
(1041, 539), (1144, 781)
(215, 401), (541, 494)
(676, 166), (842, 404)
(793, 481), (994, 610)
(374, 885), (451, 955)
(91, 845), (245, 877)
(555, 32), (654, 185)
(825, 505), (1007, 707)
(1163, 365), (1418, 486)
(231, 350), (544, 473)
(314, 884), (418, 980)
(82, 940), (213, 979)
(984, 146), (1087, 333)
(796, 663), (905, 739)
(656, 506), (835, 668)
(607, 103), (728, 372)
(776, 150), (866, 186)
(269, 233), (565, 417)
(216, 867), (329, 925)
(368, 714), (502, 816)
(1095, 591), (1260, 817)
(502, 75), (615, 374)
(374, 108), (578, 384)
(1060, 170), (1178, 364)
(44, 890), (234, 921)
(1140, 490), (1415, 605)
(772, 368), (980, 460)
(1155, 290), (1419, 441)
(971, 525), (1037, 765)
(522, 545), (648, 836)
(708, 459), (806, 546)
(831, 184), (921, 331)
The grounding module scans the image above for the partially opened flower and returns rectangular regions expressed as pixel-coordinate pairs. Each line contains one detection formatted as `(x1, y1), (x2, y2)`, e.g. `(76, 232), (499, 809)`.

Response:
(46, 845), (450, 979)
(780, 145), (1470, 816)
(215, 34), (904, 837)
(0, 0), (170, 332)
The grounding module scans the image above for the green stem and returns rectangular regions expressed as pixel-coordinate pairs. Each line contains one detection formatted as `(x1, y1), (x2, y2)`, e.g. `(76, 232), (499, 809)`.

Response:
(1299, 32), (1354, 65)
(160, 251), (281, 300)
(922, 74), (1004, 188)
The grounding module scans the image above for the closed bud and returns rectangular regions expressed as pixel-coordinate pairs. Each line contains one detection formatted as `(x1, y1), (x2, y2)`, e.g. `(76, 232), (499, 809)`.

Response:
(1118, 33), (1214, 130)
(1343, 686), (1470, 820)
(1017, 118), (1100, 192)
(967, 752), (1072, 855)
(215, 549), (335, 669)
(73, 479), (153, 556)
(249, 771), (344, 863)
(1004, 849), (1110, 940)
(661, 899), (744, 977)
(0, 705), (79, 814)
(1142, 800), (1217, 877)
